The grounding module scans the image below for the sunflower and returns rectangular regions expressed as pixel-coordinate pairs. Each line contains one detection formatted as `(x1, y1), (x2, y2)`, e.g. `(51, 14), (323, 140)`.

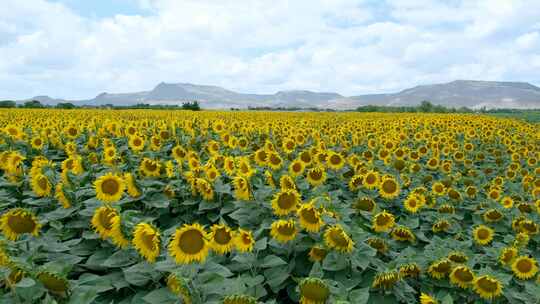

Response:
(432, 219), (451, 233)
(353, 197), (376, 213)
(55, 183), (71, 209)
(419, 293), (437, 304)
(427, 259), (452, 279)
(511, 256), (538, 280)
(299, 278), (329, 304)
(289, 159), (305, 177)
(31, 136), (45, 150)
(94, 173), (125, 203)
(110, 214), (130, 248)
(399, 263), (420, 278)
(31, 173), (52, 197)
(223, 294), (257, 304)
(324, 224), (354, 253)
(254, 149), (268, 166)
(308, 246), (327, 262)
(279, 175), (297, 191)
(391, 226), (415, 242)
(132, 223), (160, 262)
(37, 271), (69, 295)
(473, 275), (502, 300)
(499, 246), (518, 265)
(326, 151), (345, 170)
(366, 237), (389, 254)
(513, 232), (530, 248)
(348, 174), (363, 191)
(500, 196), (514, 209)
(271, 189), (301, 216)
(209, 224), (235, 254)
(237, 157), (255, 178)
(270, 219), (297, 243)
(518, 219), (539, 235)
(449, 266), (475, 289)
(403, 194), (423, 213)
(235, 228), (255, 252)
(447, 251), (468, 263)
(166, 274), (192, 304)
(168, 223), (209, 264)
(372, 270), (400, 289)
(483, 209), (503, 223)
(473, 225), (494, 246)
(372, 210), (395, 233)
(140, 158), (161, 177)
(196, 178), (214, 201)
(297, 203), (324, 233)
(124, 172), (141, 198)
(205, 166), (220, 182)
(299, 150), (313, 165)
(232, 176), (251, 201)
(171, 145), (187, 162)
(363, 170), (380, 189)
(306, 166), (327, 187)
(0, 208), (41, 240)
(431, 182), (446, 196)
(91, 206), (117, 239)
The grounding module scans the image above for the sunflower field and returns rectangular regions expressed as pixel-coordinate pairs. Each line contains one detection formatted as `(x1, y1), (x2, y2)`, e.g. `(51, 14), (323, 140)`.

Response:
(0, 109), (538, 304)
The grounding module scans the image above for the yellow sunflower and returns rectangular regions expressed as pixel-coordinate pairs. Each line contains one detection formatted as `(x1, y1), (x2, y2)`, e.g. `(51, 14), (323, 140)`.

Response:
(132, 223), (160, 262)
(326, 151), (345, 170)
(308, 246), (327, 262)
(391, 226), (415, 242)
(232, 176), (251, 201)
(37, 271), (69, 295)
(372, 210), (395, 233)
(209, 224), (235, 255)
(499, 246), (518, 265)
(511, 256), (538, 280)
(306, 166), (327, 187)
(0, 208), (41, 240)
(270, 219), (297, 243)
(299, 278), (329, 304)
(378, 176), (400, 199)
(399, 263), (420, 278)
(279, 175), (297, 191)
(235, 228), (255, 252)
(297, 203), (324, 233)
(168, 223), (209, 264)
(449, 266), (475, 289)
(223, 294), (257, 304)
(419, 293), (437, 304)
(271, 189), (301, 216)
(124, 172), (141, 198)
(363, 170), (380, 189)
(289, 159), (305, 177)
(427, 259), (452, 279)
(500, 196), (514, 209)
(94, 173), (125, 203)
(140, 158), (161, 177)
(323, 224), (354, 253)
(31, 173), (52, 197)
(166, 274), (192, 304)
(473, 275), (502, 300)
(472, 225), (494, 246)
(372, 270), (400, 289)
(110, 214), (130, 248)
(55, 183), (71, 209)
(91, 206), (117, 239)
(403, 194), (423, 213)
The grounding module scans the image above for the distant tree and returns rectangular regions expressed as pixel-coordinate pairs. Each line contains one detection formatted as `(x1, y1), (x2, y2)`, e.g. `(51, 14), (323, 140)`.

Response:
(182, 101), (201, 111)
(418, 100), (433, 113)
(0, 100), (16, 108)
(21, 100), (45, 108)
(56, 102), (77, 109)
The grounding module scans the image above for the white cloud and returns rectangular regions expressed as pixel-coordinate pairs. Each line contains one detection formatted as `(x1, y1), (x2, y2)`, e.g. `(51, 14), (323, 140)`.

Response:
(0, 0), (539, 100)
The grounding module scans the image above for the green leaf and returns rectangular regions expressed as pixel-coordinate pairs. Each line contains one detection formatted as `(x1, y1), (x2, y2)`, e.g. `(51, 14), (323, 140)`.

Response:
(142, 288), (177, 304)
(349, 287), (370, 304)
(123, 262), (160, 286)
(259, 255), (287, 268)
(323, 252), (348, 271)
(68, 286), (99, 304)
(102, 250), (138, 268)
(15, 278), (35, 288)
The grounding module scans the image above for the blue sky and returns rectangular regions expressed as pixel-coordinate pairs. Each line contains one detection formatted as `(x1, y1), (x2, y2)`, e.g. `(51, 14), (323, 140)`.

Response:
(1, 0), (540, 100)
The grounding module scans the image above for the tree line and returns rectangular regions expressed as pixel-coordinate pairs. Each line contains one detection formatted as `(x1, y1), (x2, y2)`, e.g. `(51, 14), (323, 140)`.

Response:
(0, 100), (201, 111)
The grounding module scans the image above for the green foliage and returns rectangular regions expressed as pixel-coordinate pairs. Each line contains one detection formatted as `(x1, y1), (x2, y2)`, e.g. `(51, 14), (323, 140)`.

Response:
(0, 101), (16, 108)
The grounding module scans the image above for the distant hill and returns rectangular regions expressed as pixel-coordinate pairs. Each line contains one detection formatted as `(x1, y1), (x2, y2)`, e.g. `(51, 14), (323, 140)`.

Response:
(20, 80), (540, 109)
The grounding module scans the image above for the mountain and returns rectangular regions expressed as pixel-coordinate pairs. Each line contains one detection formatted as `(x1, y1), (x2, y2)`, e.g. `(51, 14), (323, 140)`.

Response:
(20, 80), (540, 109)
(350, 80), (540, 109)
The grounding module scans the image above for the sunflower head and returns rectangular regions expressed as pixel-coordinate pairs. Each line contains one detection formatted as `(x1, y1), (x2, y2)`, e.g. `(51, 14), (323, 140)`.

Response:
(419, 293), (437, 304)
(308, 246), (327, 262)
(391, 226), (415, 242)
(353, 197), (376, 213)
(168, 223), (209, 264)
(91, 206), (117, 239)
(299, 278), (330, 304)
(37, 271), (69, 295)
(0, 208), (41, 241)
(473, 275), (503, 300)
(210, 224), (235, 255)
(306, 166), (327, 186)
(166, 274), (192, 304)
(132, 223), (160, 263)
(427, 259), (452, 279)
(297, 203), (324, 233)
(372, 210), (395, 233)
(366, 237), (388, 254)
(399, 263), (420, 278)
(473, 225), (494, 246)
(511, 256), (538, 280)
(271, 189), (301, 216)
(372, 270), (400, 289)
(222, 294), (257, 304)
(235, 228), (255, 253)
(94, 173), (125, 203)
(270, 219), (297, 243)
(378, 176), (400, 199)
(447, 251), (468, 263)
(323, 224), (354, 253)
(449, 266), (475, 289)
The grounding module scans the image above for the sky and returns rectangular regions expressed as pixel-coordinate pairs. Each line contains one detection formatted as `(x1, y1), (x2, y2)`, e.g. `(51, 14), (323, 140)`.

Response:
(1, 0), (540, 100)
